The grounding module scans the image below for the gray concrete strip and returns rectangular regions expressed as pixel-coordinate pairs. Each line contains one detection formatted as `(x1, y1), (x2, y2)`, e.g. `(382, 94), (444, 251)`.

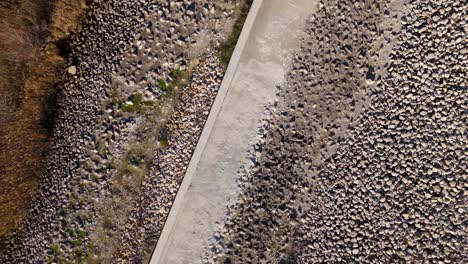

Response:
(150, 1), (318, 263)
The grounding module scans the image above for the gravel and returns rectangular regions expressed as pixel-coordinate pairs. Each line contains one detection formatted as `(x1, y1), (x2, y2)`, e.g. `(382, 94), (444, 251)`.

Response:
(113, 55), (225, 263)
(209, 0), (467, 263)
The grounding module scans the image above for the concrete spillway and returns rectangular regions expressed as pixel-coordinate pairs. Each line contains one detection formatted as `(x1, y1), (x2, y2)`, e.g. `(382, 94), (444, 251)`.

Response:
(150, 0), (318, 263)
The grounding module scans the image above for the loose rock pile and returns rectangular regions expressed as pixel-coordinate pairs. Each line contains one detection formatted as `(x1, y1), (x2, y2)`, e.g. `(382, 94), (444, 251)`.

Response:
(113, 55), (225, 262)
(210, 0), (466, 263)
(1, 0), (237, 263)
(296, 0), (467, 262)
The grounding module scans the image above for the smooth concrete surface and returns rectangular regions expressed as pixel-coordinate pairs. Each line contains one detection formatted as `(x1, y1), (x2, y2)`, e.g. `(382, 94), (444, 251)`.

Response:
(150, 1), (318, 263)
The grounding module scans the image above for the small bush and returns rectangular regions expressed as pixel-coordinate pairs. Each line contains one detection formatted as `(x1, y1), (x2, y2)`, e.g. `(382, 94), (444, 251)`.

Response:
(158, 79), (168, 91)
(79, 181), (86, 189)
(158, 69), (190, 99)
(159, 139), (169, 148)
(67, 227), (76, 238)
(107, 161), (117, 170)
(102, 212), (114, 230)
(73, 249), (84, 263)
(76, 229), (86, 239)
(71, 238), (83, 247)
(90, 174), (99, 182)
(70, 192), (79, 200)
(121, 93), (143, 113)
(143, 100), (156, 106)
(87, 243), (96, 250)
(50, 244), (61, 256)
(111, 86), (122, 106)
(82, 160), (91, 170)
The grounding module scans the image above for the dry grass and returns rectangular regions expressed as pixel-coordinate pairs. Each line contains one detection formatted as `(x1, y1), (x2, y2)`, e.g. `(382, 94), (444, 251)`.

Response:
(0, 0), (87, 242)
(218, 0), (253, 68)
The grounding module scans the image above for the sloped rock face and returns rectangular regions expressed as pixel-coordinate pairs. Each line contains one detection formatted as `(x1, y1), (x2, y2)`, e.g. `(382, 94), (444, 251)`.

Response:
(210, 0), (466, 263)
(2, 0), (237, 263)
(113, 55), (226, 263)
(296, 0), (467, 262)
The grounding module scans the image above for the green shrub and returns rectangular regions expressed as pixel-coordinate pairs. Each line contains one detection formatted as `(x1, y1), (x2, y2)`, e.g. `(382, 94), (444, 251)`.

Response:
(87, 243), (96, 250)
(74, 249), (84, 263)
(121, 93), (143, 113)
(82, 160), (90, 170)
(159, 139), (169, 148)
(107, 161), (116, 170)
(50, 244), (61, 256)
(90, 174), (98, 182)
(76, 229), (86, 239)
(158, 79), (167, 91)
(71, 239), (83, 247)
(67, 227), (76, 238)
(111, 87), (122, 106)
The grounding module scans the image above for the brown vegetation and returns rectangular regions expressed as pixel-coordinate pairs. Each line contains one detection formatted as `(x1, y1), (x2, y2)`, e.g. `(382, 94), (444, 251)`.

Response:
(0, 0), (87, 240)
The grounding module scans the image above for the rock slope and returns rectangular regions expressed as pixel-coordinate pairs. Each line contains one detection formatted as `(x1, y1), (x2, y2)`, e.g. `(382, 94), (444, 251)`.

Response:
(113, 55), (225, 262)
(2, 0), (238, 263)
(209, 0), (466, 263)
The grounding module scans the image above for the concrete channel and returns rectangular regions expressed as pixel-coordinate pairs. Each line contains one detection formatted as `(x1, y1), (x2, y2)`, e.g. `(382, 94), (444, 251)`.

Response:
(150, 0), (318, 263)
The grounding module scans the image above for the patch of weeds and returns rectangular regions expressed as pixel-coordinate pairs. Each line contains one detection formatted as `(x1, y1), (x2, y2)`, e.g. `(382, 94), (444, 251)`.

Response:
(159, 69), (190, 99)
(122, 163), (142, 176)
(67, 227), (76, 238)
(142, 100), (156, 106)
(127, 153), (141, 166)
(159, 138), (169, 148)
(143, 102), (163, 123)
(158, 79), (168, 91)
(61, 219), (70, 228)
(71, 238), (83, 247)
(56, 257), (68, 264)
(170, 69), (186, 83)
(107, 161), (117, 170)
(73, 249), (84, 264)
(158, 129), (170, 148)
(170, 68), (189, 87)
(117, 150), (146, 184)
(111, 85), (123, 106)
(218, 0), (253, 68)
(81, 214), (92, 225)
(87, 243), (96, 251)
(50, 244), (61, 256)
(90, 174), (99, 182)
(79, 181), (86, 189)
(102, 212), (114, 230)
(82, 160), (91, 170)
(121, 93), (143, 113)
(71, 192), (79, 200)
(124, 142), (154, 165)
(96, 138), (107, 156)
(84, 253), (100, 264)
(68, 200), (76, 209)
(76, 229), (87, 239)
(161, 84), (175, 99)
(83, 213), (95, 225)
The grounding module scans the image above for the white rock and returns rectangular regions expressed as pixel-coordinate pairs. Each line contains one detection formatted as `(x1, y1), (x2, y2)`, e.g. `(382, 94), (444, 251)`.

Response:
(68, 66), (77, 75)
